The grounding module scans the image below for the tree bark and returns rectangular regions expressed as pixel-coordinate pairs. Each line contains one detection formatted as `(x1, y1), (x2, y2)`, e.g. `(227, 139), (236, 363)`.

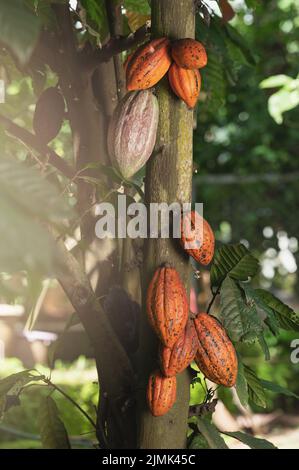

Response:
(138, 0), (195, 449)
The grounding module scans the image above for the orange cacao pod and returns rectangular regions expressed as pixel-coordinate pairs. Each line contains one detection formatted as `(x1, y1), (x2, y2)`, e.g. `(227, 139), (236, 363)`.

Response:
(193, 313), (238, 387)
(147, 370), (176, 417)
(180, 210), (215, 265)
(146, 264), (189, 348)
(160, 320), (199, 377)
(168, 63), (201, 108)
(171, 38), (207, 69)
(126, 38), (172, 91)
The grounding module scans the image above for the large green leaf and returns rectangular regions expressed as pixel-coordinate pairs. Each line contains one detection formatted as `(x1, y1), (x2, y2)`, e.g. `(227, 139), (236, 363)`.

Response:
(39, 396), (71, 449)
(197, 418), (229, 449)
(255, 289), (299, 331)
(0, 0), (40, 64)
(0, 370), (44, 418)
(223, 22), (257, 66)
(243, 365), (267, 408)
(210, 243), (259, 288)
(260, 379), (299, 400)
(235, 358), (249, 408)
(223, 431), (276, 449)
(0, 157), (72, 274)
(220, 276), (264, 342)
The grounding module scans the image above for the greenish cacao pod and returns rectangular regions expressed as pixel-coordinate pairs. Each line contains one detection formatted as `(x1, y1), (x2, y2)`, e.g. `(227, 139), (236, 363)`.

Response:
(107, 90), (159, 179)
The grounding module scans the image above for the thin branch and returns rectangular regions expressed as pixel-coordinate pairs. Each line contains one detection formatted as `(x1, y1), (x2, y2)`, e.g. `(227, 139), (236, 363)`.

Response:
(83, 23), (151, 73)
(105, 0), (126, 100)
(43, 377), (97, 431)
(206, 284), (221, 314)
(0, 113), (75, 179)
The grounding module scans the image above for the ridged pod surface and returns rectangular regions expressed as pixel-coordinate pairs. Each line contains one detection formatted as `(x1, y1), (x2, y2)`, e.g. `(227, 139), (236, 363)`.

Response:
(180, 210), (215, 265)
(33, 87), (65, 144)
(147, 370), (176, 417)
(126, 38), (172, 91)
(168, 63), (201, 108)
(107, 90), (159, 179)
(171, 38), (207, 69)
(146, 265), (189, 348)
(193, 313), (238, 387)
(160, 320), (199, 377)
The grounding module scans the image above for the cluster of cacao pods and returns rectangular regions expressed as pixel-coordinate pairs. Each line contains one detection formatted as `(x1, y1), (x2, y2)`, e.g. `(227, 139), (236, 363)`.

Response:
(145, 212), (237, 417)
(126, 37), (207, 109)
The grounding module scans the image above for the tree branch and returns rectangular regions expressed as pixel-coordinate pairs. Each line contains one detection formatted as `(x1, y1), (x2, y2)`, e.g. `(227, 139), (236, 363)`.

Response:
(83, 23), (151, 73)
(0, 113), (75, 179)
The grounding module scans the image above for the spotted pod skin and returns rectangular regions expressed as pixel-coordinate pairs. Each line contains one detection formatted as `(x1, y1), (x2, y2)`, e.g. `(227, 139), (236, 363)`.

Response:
(160, 320), (199, 377)
(180, 210), (215, 265)
(146, 265), (189, 348)
(107, 90), (159, 179)
(168, 63), (201, 109)
(147, 370), (177, 417)
(193, 313), (238, 387)
(126, 38), (172, 91)
(171, 38), (208, 69)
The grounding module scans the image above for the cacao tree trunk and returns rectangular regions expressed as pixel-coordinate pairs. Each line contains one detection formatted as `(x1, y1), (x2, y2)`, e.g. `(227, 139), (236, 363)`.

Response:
(138, 0), (195, 449)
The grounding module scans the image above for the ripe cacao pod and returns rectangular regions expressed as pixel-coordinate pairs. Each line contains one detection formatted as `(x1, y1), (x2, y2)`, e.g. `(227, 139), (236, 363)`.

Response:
(193, 313), (238, 387)
(168, 63), (201, 109)
(33, 87), (65, 144)
(180, 210), (215, 265)
(126, 38), (172, 91)
(147, 370), (176, 417)
(107, 90), (159, 179)
(160, 319), (199, 377)
(171, 38), (207, 69)
(146, 264), (189, 348)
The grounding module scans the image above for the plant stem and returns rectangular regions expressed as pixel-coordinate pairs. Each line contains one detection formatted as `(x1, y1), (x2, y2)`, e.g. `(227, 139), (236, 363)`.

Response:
(206, 285), (221, 314)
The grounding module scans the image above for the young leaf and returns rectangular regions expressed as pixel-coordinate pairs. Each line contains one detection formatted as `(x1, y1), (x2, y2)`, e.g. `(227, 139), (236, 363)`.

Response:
(220, 276), (264, 342)
(223, 431), (276, 449)
(39, 396), (71, 449)
(197, 418), (229, 449)
(255, 289), (299, 331)
(235, 358), (249, 408)
(243, 365), (267, 408)
(0, 370), (44, 398)
(210, 243), (259, 288)
(260, 74), (293, 89)
(260, 380), (299, 400)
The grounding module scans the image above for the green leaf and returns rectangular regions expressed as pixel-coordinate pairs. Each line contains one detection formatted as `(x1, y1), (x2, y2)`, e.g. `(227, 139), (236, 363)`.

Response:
(242, 284), (280, 336)
(255, 289), (299, 331)
(243, 366), (267, 408)
(235, 358), (249, 408)
(257, 333), (270, 361)
(189, 432), (210, 449)
(39, 396), (71, 449)
(223, 22), (257, 66)
(0, 157), (73, 274)
(260, 379), (299, 400)
(0, 370), (44, 398)
(268, 87), (299, 124)
(124, 0), (151, 15)
(197, 418), (229, 449)
(0, 0), (40, 64)
(220, 276), (264, 342)
(210, 243), (259, 288)
(260, 74), (293, 89)
(223, 431), (276, 449)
